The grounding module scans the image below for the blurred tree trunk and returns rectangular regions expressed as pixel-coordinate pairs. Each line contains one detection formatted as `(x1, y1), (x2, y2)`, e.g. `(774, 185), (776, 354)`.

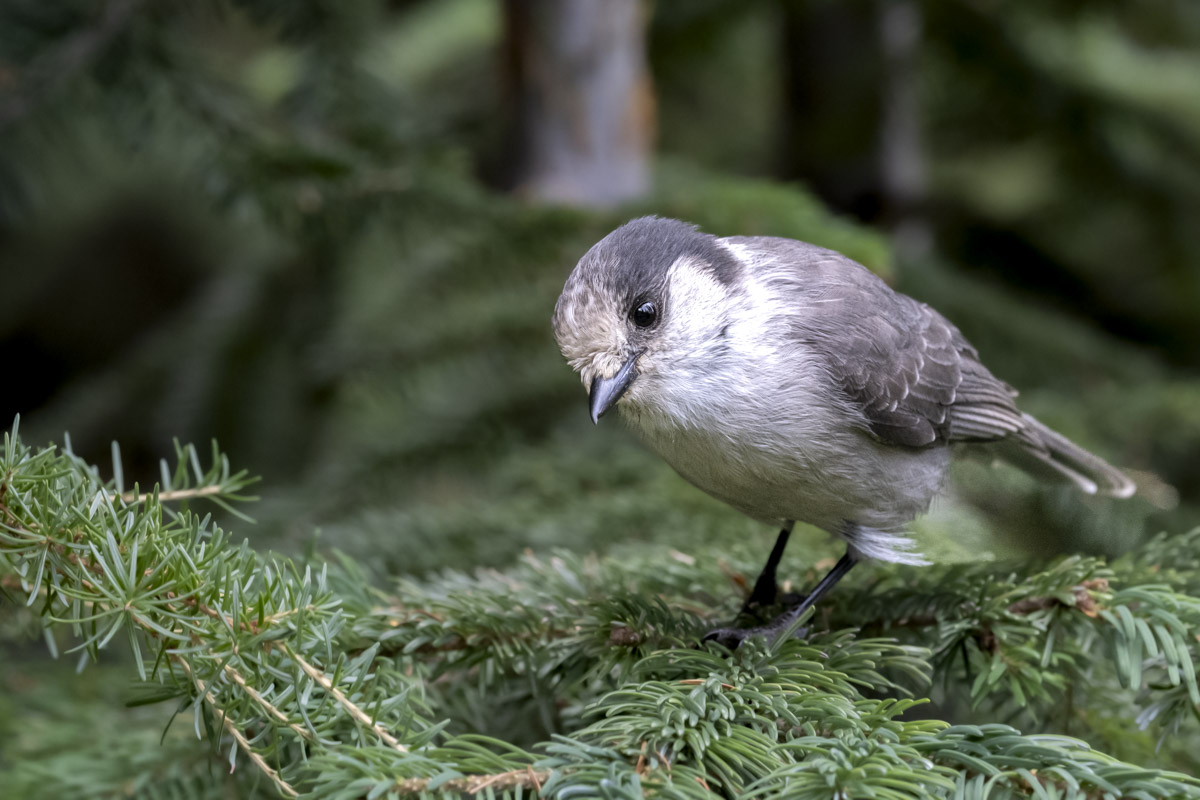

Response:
(878, 0), (929, 261)
(501, 0), (654, 207)
(776, 0), (883, 222)
(775, 0), (928, 261)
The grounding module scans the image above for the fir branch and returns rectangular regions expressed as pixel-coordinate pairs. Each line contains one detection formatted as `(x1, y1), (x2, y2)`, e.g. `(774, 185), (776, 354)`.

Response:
(392, 767), (550, 796)
(179, 658), (301, 799)
(285, 645), (410, 754)
(1, 488), (315, 786)
(119, 485), (225, 504)
(826, 548), (1200, 724)
(0, 0), (139, 130)
(220, 661), (314, 744)
(4, 426), (1200, 799)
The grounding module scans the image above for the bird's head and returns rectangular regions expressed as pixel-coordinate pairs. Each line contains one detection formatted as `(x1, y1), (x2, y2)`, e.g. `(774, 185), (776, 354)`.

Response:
(552, 216), (743, 423)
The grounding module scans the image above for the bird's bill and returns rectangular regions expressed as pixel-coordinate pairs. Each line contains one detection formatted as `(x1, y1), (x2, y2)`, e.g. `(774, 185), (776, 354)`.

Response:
(589, 356), (639, 423)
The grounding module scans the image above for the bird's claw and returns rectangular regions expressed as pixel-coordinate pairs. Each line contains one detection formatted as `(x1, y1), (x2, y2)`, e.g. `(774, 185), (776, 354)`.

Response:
(702, 626), (760, 650)
(778, 591), (807, 609)
(702, 620), (810, 650)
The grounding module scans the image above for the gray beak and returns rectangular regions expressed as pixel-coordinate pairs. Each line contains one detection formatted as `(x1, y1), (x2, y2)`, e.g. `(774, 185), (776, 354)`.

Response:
(589, 355), (639, 424)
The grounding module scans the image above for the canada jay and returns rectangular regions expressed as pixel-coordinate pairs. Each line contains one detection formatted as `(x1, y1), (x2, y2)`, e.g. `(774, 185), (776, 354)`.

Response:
(552, 216), (1135, 646)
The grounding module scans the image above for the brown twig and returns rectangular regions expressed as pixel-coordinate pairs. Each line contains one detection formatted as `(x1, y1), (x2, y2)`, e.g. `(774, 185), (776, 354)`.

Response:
(679, 678), (736, 690)
(1007, 579), (1108, 618)
(286, 647), (409, 754)
(177, 659), (300, 798)
(0, 0), (139, 130)
(858, 581), (1111, 634)
(384, 624), (582, 655)
(221, 663), (313, 743)
(392, 768), (551, 796)
(120, 485), (225, 504)
(1, 511), (321, 789)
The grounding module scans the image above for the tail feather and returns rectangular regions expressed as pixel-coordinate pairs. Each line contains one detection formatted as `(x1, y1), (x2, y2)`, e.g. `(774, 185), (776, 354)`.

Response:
(999, 414), (1135, 499)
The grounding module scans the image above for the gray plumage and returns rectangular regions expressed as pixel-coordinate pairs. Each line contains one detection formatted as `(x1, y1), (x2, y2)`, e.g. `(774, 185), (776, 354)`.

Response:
(553, 216), (1135, 568)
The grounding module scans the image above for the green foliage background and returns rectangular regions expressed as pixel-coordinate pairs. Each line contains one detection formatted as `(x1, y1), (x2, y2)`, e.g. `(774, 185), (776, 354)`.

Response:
(2, 0), (1200, 797)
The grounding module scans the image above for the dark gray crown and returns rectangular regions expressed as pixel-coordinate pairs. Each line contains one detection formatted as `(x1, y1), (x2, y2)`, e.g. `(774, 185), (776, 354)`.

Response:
(586, 217), (741, 300)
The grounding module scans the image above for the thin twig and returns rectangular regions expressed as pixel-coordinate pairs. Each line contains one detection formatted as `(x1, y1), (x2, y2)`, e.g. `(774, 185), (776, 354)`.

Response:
(172, 593), (260, 635)
(222, 663), (313, 743)
(123, 608), (315, 749)
(286, 647), (409, 754)
(2, 518), (319, 750)
(177, 659), (300, 798)
(120, 484), (226, 503)
(393, 768), (551, 796)
(679, 678), (736, 690)
(0, 0), (139, 130)
(856, 582), (1110, 633)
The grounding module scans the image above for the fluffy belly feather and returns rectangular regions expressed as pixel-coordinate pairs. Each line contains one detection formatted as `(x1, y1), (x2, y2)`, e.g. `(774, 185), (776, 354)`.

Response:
(627, 405), (949, 540)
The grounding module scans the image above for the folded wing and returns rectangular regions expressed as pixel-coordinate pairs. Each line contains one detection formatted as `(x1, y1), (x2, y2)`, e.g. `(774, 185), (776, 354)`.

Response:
(728, 236), (1134, 498)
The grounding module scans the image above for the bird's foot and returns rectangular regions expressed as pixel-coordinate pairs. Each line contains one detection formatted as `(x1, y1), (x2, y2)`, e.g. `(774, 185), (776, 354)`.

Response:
(702, 625), (760, 650)
(740, 575), (779, 613)
(707, 551), (856, 650)
(702, 608), (811, 650)
(708, 586), (812, 650)
(733, 589), (807, 621)
(777, 590), (806, 608)
(739, 580), (805, 614)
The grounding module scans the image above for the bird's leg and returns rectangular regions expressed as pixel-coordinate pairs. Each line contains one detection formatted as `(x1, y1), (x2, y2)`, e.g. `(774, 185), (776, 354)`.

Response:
(960, 639), (974, 684)
(705, 550), (858, 649)
(740, 523), (794, 613)
(767, 551), (856, 630)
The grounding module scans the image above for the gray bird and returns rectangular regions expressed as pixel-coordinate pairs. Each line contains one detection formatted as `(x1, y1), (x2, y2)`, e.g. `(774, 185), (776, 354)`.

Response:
(552, 216), (1135, 646)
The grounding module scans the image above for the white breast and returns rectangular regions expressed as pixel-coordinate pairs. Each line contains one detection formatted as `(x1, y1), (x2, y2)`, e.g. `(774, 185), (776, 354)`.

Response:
(619, 256), (949, 562)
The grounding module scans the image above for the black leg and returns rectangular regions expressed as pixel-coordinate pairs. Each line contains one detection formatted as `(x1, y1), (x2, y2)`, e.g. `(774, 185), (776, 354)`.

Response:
(705, 550), (858, 649)
(762, 551), (856, 632)
(741, 525), (792, 612)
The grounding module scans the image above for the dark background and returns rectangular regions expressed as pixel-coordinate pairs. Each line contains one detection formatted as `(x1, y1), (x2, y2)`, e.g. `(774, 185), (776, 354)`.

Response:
(2, 0), (1199, 783)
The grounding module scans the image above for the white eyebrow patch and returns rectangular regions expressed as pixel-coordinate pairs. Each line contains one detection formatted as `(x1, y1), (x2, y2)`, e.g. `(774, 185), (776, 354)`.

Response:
(718, 240), (754, 265)
(666, 256), (728, 338)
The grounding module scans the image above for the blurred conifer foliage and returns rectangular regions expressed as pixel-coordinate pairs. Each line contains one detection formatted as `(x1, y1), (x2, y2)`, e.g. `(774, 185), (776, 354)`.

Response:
(3, 427), (1200, 797)
(2, 0), (1200, 795)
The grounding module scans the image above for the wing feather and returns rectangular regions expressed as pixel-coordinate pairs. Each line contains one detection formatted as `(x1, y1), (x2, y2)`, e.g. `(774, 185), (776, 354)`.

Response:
(720, 235), (1133, 497)
(728, 236), (1025, 448)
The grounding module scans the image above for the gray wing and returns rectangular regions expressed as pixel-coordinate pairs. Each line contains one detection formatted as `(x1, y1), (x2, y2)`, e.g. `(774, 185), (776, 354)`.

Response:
(728, 236), (1025, 449)
(816, 285), (1024, 448)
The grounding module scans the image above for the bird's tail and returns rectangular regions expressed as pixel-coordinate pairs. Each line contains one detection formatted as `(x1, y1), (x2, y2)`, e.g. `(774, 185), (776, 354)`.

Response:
(996, 414), (1135, 498)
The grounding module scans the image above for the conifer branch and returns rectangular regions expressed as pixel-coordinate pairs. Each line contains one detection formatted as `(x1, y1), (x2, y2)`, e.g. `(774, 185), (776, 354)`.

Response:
(3, 427), (1200, 798)
(178, 659), (301, 799)
(285, 646), (410, 754)
(119, 485), (225, 504)
(392, 768), (550, 796)
(0, 0), (139, 129)
(221, 662), (314, 743)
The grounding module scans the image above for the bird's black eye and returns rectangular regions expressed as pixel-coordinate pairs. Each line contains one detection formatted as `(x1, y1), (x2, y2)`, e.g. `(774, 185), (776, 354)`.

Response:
(631, 301), (658, 328)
